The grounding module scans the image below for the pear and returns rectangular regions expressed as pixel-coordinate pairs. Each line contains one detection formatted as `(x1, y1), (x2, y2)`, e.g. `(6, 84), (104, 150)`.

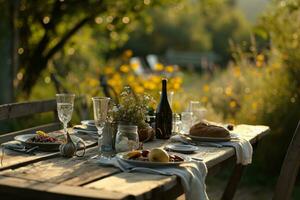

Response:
(148, 148), (169, 162)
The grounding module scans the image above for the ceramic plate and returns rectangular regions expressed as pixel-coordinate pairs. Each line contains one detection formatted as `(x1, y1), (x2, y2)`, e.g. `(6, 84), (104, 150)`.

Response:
(81, 120), (98, 131)
(14, 133), (83, 152)
(116, 152), (191, 168)
(165, 143), (198, 153)
(181, 133), (232, 142)
(73, 125), (98, 135)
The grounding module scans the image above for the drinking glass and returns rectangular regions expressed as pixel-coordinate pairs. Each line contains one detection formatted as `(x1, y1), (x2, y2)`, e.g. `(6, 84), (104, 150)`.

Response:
(189, 101), (206, 124)
(92, 97), (113, 157)
(56, 94), (75, 136)
(181, 111), (193, 133)
(92, 97), (110, 136)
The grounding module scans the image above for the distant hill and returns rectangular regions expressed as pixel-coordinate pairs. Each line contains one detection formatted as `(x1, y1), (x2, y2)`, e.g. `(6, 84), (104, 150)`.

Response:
(237, 0), (270, 23)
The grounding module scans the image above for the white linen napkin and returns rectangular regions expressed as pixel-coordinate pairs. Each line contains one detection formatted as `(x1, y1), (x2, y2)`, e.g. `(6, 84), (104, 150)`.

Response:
(219, 138), (253, 165)
(171, 134), (253, 165)
(95, 156), (209, 200)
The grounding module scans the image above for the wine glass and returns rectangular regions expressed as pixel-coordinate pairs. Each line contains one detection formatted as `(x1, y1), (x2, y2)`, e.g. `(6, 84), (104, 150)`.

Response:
(92, 97), (110, 136)
(92, 97), (111, 157)
(56, 94), (75, 137)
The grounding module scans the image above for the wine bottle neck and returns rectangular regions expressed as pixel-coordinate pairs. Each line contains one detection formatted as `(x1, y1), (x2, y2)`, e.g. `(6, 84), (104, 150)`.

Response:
(160, 80), (168, 102)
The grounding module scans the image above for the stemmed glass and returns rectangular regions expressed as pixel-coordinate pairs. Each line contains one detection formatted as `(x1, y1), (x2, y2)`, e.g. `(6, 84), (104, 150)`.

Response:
(92, 97), (111, 157)
(56, 94), (75, 137)
(92, 97), (110, 135)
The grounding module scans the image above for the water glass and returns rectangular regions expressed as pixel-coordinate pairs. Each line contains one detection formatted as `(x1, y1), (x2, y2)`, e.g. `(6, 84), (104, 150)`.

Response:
(56, 94), (75, 136)
(181, 111), (193, 133)
(189, 101), (206, 124)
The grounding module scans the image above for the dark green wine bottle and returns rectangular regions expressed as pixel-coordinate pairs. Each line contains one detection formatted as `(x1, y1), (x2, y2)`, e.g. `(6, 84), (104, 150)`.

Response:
(155, 78), (172, 139)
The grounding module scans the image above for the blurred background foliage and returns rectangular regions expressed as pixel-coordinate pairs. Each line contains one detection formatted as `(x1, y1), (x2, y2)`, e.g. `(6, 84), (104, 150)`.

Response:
(1, 0), (300, 192)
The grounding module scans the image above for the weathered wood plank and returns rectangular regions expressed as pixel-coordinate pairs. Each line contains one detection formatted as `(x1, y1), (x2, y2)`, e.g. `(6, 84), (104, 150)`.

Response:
(85, 172), (177, 200)
(0, 175), (132, 200)
(0, 147), (120, 186)
(0, 122), (61, 143)
(0, 99), (57, 121)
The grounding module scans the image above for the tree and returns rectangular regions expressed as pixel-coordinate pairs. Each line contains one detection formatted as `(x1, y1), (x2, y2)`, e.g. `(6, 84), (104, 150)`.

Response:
(122, 0), (250, 65)
(1, 0), (172, 97)
(0, 0), (18, 103)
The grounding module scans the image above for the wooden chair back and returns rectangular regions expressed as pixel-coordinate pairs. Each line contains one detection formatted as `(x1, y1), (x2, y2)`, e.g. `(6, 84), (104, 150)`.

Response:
(0, 99), (60, 144)
(273, 120), (300, 200)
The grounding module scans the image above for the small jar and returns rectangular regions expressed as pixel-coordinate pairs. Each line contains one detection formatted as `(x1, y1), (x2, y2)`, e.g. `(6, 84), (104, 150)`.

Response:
(172, 113), (182, 134)
(115, 124), (139, 153)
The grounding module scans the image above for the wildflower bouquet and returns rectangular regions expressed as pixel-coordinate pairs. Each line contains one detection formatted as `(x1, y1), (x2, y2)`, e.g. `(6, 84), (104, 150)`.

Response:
(112, 86), (154, 127)
(112, 86), (156, 142)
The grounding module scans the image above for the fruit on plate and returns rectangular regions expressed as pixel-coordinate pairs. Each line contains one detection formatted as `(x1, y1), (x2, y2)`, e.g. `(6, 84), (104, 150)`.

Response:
(141, 150), (150, 157)
(29, 130), (60, 143)
(148, 148), (169, 162)
(126, 150), (142, 159)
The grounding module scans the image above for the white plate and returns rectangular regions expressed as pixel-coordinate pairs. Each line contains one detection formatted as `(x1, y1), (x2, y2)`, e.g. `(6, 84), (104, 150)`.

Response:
(165, 144), (198, 153)
(116, 152), (191, 168)
(73, 127), (98, 135)
(15, 133), (83, 152)
(181, 133), (232, 142)
(81, 120), (97, 131)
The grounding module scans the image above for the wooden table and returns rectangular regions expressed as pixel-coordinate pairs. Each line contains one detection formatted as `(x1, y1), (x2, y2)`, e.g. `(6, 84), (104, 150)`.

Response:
(0, 124), (269, 200)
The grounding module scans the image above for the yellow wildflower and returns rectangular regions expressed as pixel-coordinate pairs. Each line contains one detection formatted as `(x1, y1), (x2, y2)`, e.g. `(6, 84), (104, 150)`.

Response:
(154, 63), (164, 71)
(203, 84), (210, 92)
(233, 67), (241, 77)
(225, 86), (232, 96)
(256, 54), (264, 62)
(151, 75), (161, 84)
(165, 65), (174, 73)
(127, 75), (135, 83)
(256, 61), (263, 67)
(143, 82), (156, 90)
(87, 78), (99, 87)
(252, 102), (258, 110)
(229, 100), (237, 108)
(173, 101), (180, 113)
(172, 82), (181, 90)
(134, 85), (144, 93)
(123, 49), (133, 58)
(173, 76), (183, 84)
(104, 67), (114, 75)
(120, 65), (130, 73)
(130, 62), (139, 70)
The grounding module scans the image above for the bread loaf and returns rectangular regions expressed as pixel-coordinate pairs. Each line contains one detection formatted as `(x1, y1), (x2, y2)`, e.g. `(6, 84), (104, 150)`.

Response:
(189, 121), (230, 138)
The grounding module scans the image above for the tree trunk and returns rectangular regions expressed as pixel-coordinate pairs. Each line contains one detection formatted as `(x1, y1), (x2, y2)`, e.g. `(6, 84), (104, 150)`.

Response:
(0, 0), (19, 104)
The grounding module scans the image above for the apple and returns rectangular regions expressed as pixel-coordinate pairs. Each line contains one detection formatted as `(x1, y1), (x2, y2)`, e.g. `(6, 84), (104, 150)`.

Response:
(148, 148), (169, 162)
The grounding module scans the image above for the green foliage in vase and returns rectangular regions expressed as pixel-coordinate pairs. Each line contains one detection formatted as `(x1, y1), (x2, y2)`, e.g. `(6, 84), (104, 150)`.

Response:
(112, 86), (155, 129)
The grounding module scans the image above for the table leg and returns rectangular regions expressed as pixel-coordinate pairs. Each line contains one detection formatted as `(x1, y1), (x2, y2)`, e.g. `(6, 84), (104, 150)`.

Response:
(221, 164), (245, 200)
